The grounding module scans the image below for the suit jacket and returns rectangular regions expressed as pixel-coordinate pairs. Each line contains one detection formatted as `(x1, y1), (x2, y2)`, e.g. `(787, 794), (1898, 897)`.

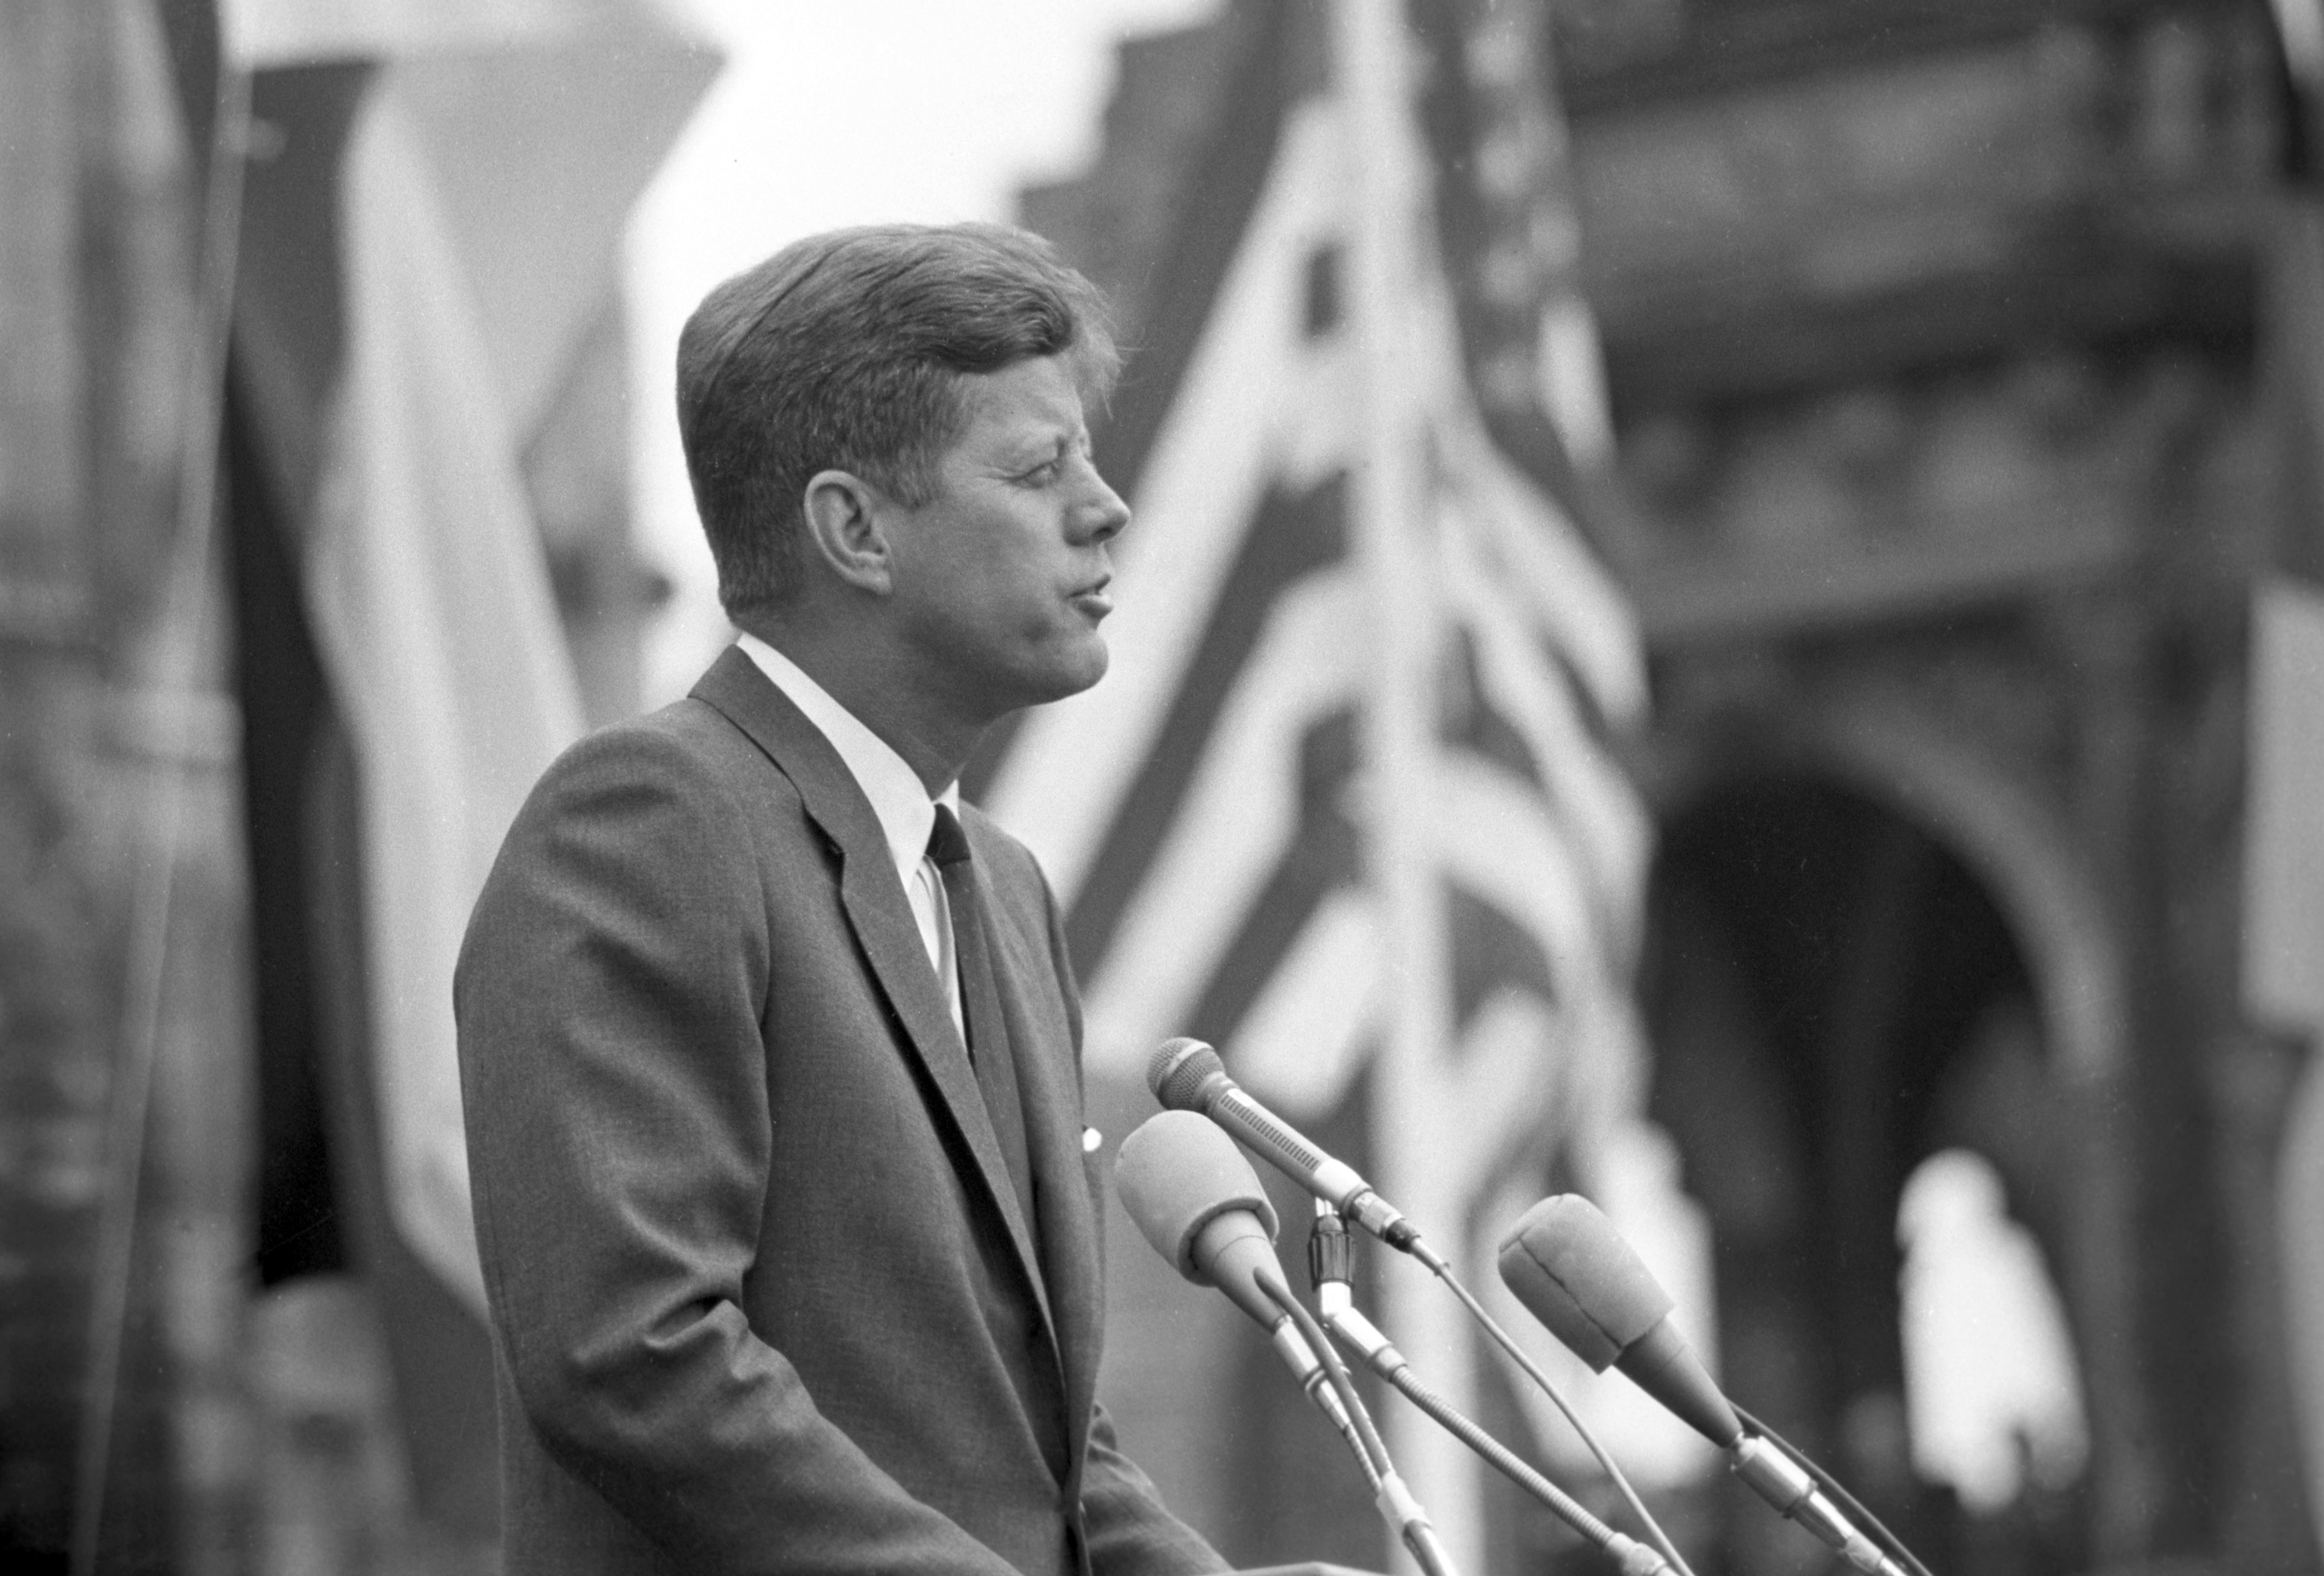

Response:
(455, 647), (1227, 1576)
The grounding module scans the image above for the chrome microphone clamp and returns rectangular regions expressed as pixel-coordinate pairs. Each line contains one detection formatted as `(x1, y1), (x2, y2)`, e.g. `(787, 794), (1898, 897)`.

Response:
(1730, 1436), (1908, 1576)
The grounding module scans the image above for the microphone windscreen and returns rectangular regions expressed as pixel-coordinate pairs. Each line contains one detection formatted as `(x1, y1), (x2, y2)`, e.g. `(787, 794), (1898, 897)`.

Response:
(1147, 1038), (1225, 1110)
(1116, 1111), (1280, 1284)
(1497, 1194), (1675, 1372)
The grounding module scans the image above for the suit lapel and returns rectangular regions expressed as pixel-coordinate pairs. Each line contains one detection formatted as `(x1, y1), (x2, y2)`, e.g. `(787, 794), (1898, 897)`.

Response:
(965, 808), (1104, 1460)
(690, 649), (1058, 1346)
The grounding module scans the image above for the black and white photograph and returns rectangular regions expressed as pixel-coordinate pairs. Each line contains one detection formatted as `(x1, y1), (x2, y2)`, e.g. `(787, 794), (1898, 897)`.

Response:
(3, 2), (2321, 1575)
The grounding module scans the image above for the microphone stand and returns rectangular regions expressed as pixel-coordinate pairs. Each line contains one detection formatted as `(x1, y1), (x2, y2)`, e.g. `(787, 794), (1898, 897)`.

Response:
(1274, 1321), (1382, 1498)
(1725, 1407), (1921, 1576)
(1261, 1279), (1460, 1576)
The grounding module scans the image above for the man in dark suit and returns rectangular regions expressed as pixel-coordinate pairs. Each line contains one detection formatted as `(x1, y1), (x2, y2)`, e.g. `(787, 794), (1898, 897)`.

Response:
(456, 224), (1230, 1576)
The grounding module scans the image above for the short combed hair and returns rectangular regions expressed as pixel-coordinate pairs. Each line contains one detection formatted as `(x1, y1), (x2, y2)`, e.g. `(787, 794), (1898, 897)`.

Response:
(675, 222), (1120, 617)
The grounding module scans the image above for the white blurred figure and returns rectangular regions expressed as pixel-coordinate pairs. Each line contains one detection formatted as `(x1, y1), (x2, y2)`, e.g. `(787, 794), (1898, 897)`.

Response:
(1897, 1148), (2089, 1512)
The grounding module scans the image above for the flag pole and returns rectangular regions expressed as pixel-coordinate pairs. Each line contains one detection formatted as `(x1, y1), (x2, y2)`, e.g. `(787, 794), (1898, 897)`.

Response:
(1333, 2), (1481, 1570)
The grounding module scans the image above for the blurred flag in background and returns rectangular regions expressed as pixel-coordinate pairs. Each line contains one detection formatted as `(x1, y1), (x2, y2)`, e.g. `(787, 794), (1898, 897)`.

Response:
(215, 0), (712, 1532)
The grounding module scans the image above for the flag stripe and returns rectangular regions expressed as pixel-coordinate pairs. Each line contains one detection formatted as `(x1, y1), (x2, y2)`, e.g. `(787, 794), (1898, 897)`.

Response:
(1183, 708), (1363, 1047)
(1065, 476), (1348, 970)
(1082, 567), (1364, 1067)
(1227, 889), (1382, 1118)
(1087, 6), (1306, 504)
(1444, 416), (1646, 723)
(1448, 883), (1557, 1035)
(1438, 754), (1608, 998)
(1440, 627), (1548, 789)
(1444, 509), (1653, 936)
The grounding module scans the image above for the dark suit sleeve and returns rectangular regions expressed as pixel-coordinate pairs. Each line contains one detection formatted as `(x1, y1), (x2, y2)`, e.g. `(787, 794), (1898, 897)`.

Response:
(1080, 1403), (1232, 1576)
(456, 726), (1018, 1576)
(1030, 863), (1232, 1576)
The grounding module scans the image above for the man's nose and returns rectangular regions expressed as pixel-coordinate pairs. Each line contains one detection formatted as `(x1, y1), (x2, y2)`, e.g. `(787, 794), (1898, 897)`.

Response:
(1076, 466), (1132, 543)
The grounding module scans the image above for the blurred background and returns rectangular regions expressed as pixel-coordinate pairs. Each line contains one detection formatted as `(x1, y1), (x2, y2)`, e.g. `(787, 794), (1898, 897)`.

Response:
(6, 1), (2324, 1574)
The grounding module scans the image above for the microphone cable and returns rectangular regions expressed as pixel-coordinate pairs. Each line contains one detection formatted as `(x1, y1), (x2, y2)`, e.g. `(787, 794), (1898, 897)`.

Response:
(1269, 1279), (1391, 1481)
(1400, 1233), (1698, 1576)
(1730, 1404), (1935, 1576)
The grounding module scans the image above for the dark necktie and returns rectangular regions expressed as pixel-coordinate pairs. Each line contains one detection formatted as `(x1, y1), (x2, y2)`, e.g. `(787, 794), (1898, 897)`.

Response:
(928, 805), (1038, 1244)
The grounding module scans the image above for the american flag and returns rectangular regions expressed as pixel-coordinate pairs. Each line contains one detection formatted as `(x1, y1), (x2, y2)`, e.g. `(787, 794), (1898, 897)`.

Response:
(987, 0), (1655, 1560)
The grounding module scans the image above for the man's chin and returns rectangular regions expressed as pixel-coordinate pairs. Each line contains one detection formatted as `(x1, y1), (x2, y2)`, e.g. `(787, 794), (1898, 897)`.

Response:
(1036, 644), (1109, 705)
(960, 639), (1110, 723)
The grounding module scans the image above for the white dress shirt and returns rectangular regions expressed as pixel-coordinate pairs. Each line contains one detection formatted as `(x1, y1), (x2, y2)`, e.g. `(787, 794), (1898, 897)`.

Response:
(736, 633), (963, 1035)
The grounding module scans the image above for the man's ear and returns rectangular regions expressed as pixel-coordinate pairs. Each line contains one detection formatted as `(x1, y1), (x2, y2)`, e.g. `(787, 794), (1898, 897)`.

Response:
(801, 469), (895, 594)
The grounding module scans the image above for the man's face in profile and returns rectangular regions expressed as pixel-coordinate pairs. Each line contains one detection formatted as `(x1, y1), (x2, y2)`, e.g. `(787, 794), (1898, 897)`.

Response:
(882, 353), (1130, 723)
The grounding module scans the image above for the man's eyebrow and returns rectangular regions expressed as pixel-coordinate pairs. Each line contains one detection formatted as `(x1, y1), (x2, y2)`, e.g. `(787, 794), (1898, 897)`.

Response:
(1000, 428), (1074, 465)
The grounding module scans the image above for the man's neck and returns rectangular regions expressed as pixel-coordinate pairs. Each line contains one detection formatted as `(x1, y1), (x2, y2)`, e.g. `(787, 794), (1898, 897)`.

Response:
(735, 612), (981, 796)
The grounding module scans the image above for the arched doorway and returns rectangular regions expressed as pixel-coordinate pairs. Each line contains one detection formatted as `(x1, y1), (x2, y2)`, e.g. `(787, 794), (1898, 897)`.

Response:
(1644, 749), (2109, 1576)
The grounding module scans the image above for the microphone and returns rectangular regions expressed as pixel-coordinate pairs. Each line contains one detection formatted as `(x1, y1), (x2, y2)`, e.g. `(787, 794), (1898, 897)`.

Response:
(1119, 1114), (1459, 1576)
(1117, 1110), (1284, 1325)
(1147, 1038), (1422, 1253)
(1115, 1112), (1348, 1422)
(1498, 1196), (1909, 1576)
(1496, 1194), (1740, 1447)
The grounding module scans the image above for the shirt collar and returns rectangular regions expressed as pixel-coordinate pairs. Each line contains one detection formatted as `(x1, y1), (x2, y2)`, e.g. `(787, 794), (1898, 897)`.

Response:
(735, 633), (959, 881)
